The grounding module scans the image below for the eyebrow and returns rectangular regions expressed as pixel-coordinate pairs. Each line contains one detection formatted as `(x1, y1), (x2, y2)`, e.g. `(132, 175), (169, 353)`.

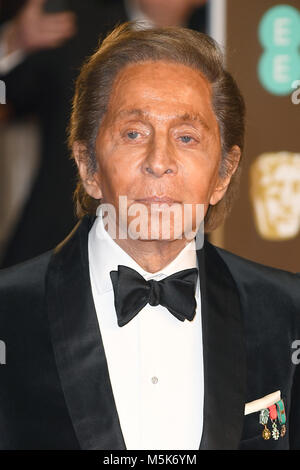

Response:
(115, 109), (210, 131)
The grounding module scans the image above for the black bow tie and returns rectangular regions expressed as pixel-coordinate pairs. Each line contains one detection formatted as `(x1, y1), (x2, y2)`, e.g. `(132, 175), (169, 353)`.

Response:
(109, 265), (198, 327)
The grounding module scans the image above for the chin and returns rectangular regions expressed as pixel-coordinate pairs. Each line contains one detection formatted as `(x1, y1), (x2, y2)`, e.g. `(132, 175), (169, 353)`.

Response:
(127, 220), (186, 242)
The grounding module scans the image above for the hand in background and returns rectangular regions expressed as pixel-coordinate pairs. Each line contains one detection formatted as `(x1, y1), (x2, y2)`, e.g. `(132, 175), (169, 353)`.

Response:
(136, 0), (207, 27)
(4, 0), (76, 55)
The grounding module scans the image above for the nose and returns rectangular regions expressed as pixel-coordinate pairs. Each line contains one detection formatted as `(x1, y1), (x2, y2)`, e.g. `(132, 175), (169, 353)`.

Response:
(141, 133), (178, 177)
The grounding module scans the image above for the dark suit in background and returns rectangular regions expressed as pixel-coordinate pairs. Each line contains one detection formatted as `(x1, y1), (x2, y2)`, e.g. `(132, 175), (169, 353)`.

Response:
(0, 0), (207, 268)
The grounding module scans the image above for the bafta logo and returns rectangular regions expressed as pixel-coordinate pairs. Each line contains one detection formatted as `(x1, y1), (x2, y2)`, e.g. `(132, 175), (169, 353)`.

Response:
(250, 152), (300, 241)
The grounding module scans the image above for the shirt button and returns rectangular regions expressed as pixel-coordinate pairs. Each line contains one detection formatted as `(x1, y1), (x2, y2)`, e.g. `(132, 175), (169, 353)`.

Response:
(151, 376), (158, 384)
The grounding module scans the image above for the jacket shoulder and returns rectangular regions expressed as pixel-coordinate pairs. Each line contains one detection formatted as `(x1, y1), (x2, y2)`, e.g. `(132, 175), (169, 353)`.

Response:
(0, 250), (53, 307)
(212, 242), (300, 279)
(210, 242), (300, 316)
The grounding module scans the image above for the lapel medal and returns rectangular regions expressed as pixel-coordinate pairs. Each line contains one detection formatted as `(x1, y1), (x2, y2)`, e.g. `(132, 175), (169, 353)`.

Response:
(259, 408), (271, 440)
(259, 399), (287, 441)
(276, 399), (287, 437)
(268, 404), (280, 440)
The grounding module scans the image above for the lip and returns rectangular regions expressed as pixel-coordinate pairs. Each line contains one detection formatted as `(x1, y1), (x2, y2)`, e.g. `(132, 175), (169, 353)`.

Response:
(135, 196), (180, 205)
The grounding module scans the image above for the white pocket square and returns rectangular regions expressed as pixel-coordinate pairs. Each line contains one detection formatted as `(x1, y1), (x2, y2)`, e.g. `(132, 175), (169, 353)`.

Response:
(244, 390), (281, 415)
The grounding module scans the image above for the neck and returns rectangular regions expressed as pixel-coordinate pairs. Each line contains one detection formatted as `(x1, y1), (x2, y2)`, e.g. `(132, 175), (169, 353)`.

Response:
(108, 234), (191, 273)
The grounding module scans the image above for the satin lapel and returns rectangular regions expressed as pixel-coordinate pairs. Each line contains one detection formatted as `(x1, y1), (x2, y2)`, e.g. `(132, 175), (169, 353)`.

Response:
(198, 240), (247, 450)
(45, 215), (126, 450)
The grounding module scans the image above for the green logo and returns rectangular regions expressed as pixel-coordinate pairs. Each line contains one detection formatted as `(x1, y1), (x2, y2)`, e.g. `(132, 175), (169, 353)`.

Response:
(258, 4), (300, 95)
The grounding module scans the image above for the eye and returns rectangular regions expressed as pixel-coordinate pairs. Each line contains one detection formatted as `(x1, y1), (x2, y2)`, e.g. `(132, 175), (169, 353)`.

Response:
(179, 135), (194, 143)
(127, 131), (140, 140)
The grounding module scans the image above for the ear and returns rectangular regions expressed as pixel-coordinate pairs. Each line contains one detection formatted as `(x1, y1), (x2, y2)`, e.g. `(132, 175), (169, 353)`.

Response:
(73, 141), (103, 199)
(209, 145), (241, 206)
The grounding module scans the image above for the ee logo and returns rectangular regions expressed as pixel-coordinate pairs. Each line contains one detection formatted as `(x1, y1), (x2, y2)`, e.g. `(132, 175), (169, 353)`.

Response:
(258, 4), (300, 95)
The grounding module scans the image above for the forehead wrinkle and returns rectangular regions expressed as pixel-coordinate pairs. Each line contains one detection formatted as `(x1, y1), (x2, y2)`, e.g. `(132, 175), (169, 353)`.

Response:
(113, 108), (211, 130)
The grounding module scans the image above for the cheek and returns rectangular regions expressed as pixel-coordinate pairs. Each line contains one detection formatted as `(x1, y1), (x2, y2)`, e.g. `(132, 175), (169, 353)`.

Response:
(100, 156), (136, 197)
(185, 181), (210, 202)
(182, 159), (218, 201)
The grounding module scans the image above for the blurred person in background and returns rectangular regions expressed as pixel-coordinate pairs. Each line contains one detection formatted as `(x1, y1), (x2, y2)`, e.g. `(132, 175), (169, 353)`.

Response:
(0, 0), (207, 268)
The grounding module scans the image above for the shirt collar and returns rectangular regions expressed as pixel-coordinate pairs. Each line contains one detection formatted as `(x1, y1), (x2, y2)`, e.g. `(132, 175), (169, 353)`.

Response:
(88, 205), (198, 296)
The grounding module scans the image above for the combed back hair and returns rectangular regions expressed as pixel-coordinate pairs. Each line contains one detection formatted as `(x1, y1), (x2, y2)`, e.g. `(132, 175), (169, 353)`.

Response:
(68, 21), (245, 232)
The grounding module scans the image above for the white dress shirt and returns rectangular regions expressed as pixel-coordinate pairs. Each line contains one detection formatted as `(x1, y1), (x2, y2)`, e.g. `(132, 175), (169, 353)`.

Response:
(88, 207), (204, 450)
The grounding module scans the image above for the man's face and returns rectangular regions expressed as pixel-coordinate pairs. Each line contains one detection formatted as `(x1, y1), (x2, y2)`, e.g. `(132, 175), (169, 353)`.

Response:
(89, 61), (230, 241)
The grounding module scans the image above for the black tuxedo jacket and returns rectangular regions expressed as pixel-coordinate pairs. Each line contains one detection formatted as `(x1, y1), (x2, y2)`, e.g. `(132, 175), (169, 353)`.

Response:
(0, 215), (300, 450)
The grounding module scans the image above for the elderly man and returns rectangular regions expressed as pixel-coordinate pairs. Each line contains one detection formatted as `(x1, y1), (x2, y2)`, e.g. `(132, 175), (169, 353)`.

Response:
(0, 23), (300, 451)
